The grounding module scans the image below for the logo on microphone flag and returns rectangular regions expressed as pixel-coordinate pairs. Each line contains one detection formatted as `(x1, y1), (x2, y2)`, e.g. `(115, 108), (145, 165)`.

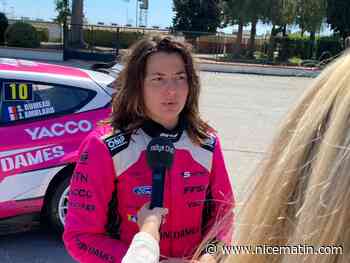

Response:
(127, 214), (137, 223)
(133, 186), (152, 196)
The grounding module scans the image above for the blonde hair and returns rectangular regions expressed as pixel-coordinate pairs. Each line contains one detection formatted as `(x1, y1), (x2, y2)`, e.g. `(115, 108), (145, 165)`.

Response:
(223, 52), (350, 263)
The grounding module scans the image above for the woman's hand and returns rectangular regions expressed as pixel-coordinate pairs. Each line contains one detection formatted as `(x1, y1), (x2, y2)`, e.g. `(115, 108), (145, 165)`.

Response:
(160, 258), (190, 263)
(197, 254), (217, 263)
(160, 257), (214, 263)
(159, 254), (217, 263)
(137, 202), (168, 241)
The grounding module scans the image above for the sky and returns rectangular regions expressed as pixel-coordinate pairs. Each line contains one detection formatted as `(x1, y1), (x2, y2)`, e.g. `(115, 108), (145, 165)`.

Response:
(3, 0), (174, 28)
(2, 0), (331, 36)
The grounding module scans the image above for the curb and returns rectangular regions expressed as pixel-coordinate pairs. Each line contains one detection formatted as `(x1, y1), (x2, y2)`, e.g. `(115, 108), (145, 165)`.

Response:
(39, 58), (322, 78)
(198, 62), (320, 78)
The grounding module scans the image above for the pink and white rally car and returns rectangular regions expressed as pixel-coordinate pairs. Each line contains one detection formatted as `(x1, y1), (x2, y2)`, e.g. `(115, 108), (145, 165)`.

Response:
(0, 58), (116, 234)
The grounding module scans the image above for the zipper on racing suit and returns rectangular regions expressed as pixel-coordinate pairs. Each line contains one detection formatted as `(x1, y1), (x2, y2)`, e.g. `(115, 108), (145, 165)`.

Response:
(168, 169), (174, 257)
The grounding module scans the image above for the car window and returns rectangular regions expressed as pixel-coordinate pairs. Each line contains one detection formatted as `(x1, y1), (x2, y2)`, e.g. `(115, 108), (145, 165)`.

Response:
(0, 80), (96, 125)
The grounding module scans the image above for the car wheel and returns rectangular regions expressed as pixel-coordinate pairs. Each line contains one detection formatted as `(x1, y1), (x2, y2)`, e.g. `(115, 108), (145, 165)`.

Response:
(48, 176), (71, 234)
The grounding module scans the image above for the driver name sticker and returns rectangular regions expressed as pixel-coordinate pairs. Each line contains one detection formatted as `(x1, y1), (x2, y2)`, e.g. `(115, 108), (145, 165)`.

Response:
(6, 100), (55, 121)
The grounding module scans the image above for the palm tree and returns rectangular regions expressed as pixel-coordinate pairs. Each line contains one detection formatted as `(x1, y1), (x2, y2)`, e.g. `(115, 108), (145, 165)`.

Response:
(70, 0), (85, 48)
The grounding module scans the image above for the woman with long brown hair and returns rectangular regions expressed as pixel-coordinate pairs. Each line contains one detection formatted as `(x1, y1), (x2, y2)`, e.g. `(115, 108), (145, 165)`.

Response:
(63, 36), (234, 263)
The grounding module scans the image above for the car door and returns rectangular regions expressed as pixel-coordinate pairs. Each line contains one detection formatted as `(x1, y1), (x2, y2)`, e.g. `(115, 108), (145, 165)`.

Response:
(0, 78), (110, 202)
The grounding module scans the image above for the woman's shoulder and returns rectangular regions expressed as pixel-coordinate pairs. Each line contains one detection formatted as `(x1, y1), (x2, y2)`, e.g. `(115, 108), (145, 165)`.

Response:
(85, 123), (114, 142)
(82, 124), (130, 157)
(200, 132), (218, 152)
(79, 123), (115, 150)
(203, 126), (219, 142)
(91, 124), (132, 157)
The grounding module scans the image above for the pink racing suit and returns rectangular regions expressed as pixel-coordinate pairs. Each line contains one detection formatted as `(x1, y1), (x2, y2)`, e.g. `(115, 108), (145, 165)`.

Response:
(63, 119), (235, 263)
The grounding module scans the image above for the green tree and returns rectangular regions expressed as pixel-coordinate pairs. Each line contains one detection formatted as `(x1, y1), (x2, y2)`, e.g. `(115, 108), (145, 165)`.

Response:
(54, 0), (70, 50)
(5, 22), (40, 48)
(327, 0), (350, 40)
(54, 0), (71, 24)
(244, 0), (267, 56)
(263, 0), (298, 60)
(296, 0), (327, 58)
(264, 0), (297, 28)
(0, 12), (8, 44)
(221, 0), (266, 57)
(172, 0), (221, 37)
(221, 0), (247, 56)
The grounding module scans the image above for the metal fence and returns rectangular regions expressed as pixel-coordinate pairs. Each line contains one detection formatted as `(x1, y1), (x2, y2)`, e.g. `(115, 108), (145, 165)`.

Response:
(64, 23), (270, 62)
(3, 19), (343, 64)
(4, 19), (270, 62)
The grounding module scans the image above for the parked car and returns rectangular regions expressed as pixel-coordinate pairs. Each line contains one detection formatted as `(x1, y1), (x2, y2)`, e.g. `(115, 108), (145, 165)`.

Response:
(90, 61), (123, 78)
(0, 58), (116, 234)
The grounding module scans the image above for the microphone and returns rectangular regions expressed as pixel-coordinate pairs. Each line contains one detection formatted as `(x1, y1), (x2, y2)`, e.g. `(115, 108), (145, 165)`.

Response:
(146, 137), (175, 209)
